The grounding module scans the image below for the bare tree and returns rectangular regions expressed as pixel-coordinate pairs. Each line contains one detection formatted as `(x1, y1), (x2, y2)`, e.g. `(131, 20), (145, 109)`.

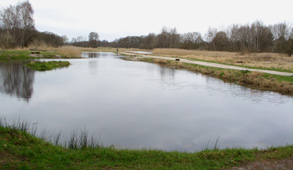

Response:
(156, 27), (169, 48)
(270, 23), (288, 40)
(140, 33), (157, 49)
(270, 23), (290, 53)
(211, 31), (229, 51)
(18, 1), (35, 47)
(204, 27), (217, 50)
(0, 30), (15, 49)
(0, 0), (35, 48)
(76, 36), (85, 42)
(61, 35), (69, 44)
(180, 32), (203, 49)
(88, 32), (99, 48)
(0, 5), (18, 48)
(169, 28), (180, 48)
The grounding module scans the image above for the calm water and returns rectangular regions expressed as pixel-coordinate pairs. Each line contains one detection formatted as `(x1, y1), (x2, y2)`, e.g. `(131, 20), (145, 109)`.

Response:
(1, 52), (293, 152)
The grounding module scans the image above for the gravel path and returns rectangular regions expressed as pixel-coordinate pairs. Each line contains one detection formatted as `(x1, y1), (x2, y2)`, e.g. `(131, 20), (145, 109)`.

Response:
(121, 52), (293, 77)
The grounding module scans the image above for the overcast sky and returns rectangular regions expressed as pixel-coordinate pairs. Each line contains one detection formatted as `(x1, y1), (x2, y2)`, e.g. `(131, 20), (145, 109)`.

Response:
(1, 0), (292, 41)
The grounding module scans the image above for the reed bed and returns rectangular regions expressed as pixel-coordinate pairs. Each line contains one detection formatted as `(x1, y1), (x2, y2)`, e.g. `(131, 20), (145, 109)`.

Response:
(0, 117), (100, 149)
(56, 46), (83, 57)
(80, 47), (143, 53)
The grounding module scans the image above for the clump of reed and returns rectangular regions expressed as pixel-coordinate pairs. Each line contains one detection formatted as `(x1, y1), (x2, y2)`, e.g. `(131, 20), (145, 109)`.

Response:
(0, 117), (101, 149)
(153, 58), (168, 64)
(56, 46), (83, 58)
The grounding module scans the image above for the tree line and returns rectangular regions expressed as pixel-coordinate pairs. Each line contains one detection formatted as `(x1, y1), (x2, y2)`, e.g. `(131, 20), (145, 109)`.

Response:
(111, 22), (293, 56)
(70, 32), (110, 48)
(1, 1), (292, 56)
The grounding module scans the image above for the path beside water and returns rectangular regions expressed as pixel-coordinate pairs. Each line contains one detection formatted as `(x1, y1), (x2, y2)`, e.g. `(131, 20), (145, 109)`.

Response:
(120, 52), (293, 77)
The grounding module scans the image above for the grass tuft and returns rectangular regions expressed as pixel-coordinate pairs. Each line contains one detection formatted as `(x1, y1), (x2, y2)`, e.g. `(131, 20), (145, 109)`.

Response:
(25, 61), (70, 71)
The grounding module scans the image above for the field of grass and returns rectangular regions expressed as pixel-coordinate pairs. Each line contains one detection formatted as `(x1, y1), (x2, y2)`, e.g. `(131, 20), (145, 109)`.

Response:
(1, 124), (293, 170)
(25, 61), (70, 71)
(0, 46), (86, 60)
(152, 48), (293, 73)
(0, 49), (79, 60)
(80, 47), (147, 53)
(138, 58), (293, 96)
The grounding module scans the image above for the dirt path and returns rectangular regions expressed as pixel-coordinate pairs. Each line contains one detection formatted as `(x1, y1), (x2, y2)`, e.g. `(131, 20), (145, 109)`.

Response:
(226, 158), (293, 170)
(120, 52), (293, 77)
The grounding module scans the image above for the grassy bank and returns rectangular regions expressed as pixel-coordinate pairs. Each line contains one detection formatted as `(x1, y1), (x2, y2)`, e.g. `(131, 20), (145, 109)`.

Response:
(137, 58), (293, 96)
(0, 47), (82, 60)
(152, 48), (293, 73)
(1, 125), (293, 170)
(0, 50), (72, 60)
(0, 50), (36, 60)
(25, 61), (71, 71)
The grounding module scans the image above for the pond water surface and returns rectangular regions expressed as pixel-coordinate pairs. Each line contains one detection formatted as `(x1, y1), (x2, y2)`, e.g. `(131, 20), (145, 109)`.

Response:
(1, 52), (293, 152)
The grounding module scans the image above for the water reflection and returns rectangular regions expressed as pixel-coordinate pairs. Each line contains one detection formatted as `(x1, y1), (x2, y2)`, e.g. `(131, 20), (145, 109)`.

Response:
(205, 77), (292, 105)
(88, 53), (99, 58)
(159, 67), (175, 79)
(82, 52), (113, 58)
(0, 61), (34, 102)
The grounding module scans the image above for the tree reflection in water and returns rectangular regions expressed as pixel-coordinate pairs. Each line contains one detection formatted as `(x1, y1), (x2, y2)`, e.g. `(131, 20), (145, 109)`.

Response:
(0, 61), (35, 102)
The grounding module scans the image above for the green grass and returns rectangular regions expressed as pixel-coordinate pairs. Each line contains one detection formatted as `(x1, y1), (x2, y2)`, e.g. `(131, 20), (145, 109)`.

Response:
(0, 50), (32, 60)
(0, 50), (80, 60)
(264, 73), (293, 83)
(1, 125), (293, 169)
(25, 61), (70, 71)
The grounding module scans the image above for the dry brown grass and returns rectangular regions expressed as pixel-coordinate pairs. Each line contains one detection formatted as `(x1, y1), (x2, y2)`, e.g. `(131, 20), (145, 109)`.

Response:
(28, 40), (51, 50)
(79, 47), (146, 53)
(152, 48), (293, 72)
(153, 59), (168, 65)
(79, 47), (115, 52)
(65, 47), (143, 53)
(56, 46), (83, 57)
(55, 47), (144, 57)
